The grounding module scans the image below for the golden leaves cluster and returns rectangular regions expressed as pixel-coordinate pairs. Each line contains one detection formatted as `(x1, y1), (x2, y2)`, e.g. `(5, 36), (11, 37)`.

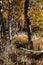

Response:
(2, 0), (43, 33)
(28, 0), (43, 32)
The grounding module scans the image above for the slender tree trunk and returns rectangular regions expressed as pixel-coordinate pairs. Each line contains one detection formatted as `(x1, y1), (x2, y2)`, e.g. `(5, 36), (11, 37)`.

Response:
(24, 0), (36, 65)
(0, 0), (6, 53)
(0, 0), (6, 39)
(24, 0), (33, 49)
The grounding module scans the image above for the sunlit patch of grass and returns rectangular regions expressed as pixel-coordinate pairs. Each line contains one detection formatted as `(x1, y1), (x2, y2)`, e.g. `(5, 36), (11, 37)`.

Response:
(12, 33), (28, 44)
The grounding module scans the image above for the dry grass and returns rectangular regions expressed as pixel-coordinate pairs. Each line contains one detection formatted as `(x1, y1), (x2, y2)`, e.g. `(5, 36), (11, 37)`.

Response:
(0, 33), (43, 65)
(32, 34), (43, 50)
(12, 33), (28, 44)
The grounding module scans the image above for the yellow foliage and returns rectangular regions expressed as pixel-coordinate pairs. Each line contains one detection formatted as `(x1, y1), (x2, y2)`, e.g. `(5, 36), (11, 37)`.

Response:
(29, 0), (43, 30)
(3, 11), (8, 19)
(2, 0), (43, 32)
(21, 14), (24, 22)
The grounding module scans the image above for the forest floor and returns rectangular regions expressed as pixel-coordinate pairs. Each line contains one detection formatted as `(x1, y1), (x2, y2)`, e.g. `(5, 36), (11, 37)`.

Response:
(0, 33), (43, 65)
